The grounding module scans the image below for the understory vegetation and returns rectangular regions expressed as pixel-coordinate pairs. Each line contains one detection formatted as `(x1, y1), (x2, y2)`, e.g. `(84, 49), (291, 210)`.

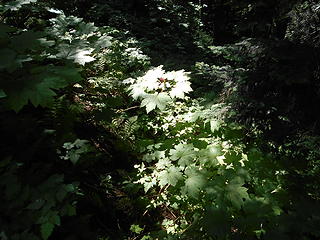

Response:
(1, 0), (320, 239)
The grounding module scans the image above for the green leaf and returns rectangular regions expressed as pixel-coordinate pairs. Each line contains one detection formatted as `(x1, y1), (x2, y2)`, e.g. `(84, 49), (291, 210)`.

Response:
(204, 206), (231, 238)
(202, 144), (223, 166)
(69, 151), (80, 164)
(10, 31), (43, 52)
(169, 144), (196, 167)
(191, 139), (208, 149)
(44, 174), (64, 187)
(61, 204), (76, 216)
(38, 38), (55, 47)
(74, 139), (89, 147)
(181, 169), (206, 198)
(78, 21), (97, 35)
(64, 183), (76, 192)
(158, 166), (183, 187)
(26, 199), (45, 210)
(225, 177), (249, 209)
(49, 214), (61, 226)
(49, 14), (83, 37)
(4, 65), (81, 111)
(94, 35), (112, 49)
(56, 188), (67, 202)
(140, 92), (171, 113)
(243, 198), (271, 217)
(129, 84), (146, 100)
(130, 224), (144, 234)
(0, 48), (17, 70)
(0, 89), (7, 98)
(40, 222), (54, 240)
(56, 44), (95, 65)
(210, 119), (222, 132)
(197, 144), (223, 167)
(4, 0), (37, 11)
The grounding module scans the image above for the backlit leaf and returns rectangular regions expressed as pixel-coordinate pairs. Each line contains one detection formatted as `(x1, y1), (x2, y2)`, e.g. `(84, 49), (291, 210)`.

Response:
(169, 80), (192, 99)
(140, 92), (171, 113)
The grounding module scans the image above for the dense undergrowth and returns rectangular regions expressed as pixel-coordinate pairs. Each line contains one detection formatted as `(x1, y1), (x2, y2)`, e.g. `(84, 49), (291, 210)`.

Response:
(1, 0), (320, 240)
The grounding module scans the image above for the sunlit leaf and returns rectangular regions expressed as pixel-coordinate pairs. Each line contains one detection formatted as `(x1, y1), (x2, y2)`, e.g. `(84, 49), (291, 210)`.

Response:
(130, 224), (144, 234)
(158, 166), (183, 187)
(140, 92), (171, 113)
(210, 119), (222, 132)
(78, 21), (97, 35)
(56, 44), (95, 65)
(95, 35), (112, 49)
(169, 80), (192, 99)
(129, 84), (146, 100)
(169, 143), (196, 167)
(181, 169), (206, 198)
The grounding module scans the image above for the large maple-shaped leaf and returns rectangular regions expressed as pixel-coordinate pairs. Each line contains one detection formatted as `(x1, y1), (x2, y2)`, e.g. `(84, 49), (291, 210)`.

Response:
(169, 143), (196, 167)
(94, 35), (112, 49)
(140, 92), (171, 113)
(49, 14), (82, 37)
(198, 144), (223, 167)
(40, 222), (54, 240)
(78, 21), (97, 35)
(158, 166), (183, 187)
(225, 177), (249, 209)
(181, 168), (206, 198)
(4, 65), (81, 111)
(169, 80), (192, 99)
(56, 44), (95, 65)
(128, 83), (146, 100)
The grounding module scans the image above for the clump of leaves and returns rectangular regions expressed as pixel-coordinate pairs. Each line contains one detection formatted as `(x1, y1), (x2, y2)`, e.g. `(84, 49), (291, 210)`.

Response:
(58, 139), (93, 164)
(0, 4), (112, 112)
(124, 65), (192, 113)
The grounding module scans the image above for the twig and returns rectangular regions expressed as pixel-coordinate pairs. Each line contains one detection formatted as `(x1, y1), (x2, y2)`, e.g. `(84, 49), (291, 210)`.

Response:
(117, 106), (140, 113)
(165, 205), (177, 219)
